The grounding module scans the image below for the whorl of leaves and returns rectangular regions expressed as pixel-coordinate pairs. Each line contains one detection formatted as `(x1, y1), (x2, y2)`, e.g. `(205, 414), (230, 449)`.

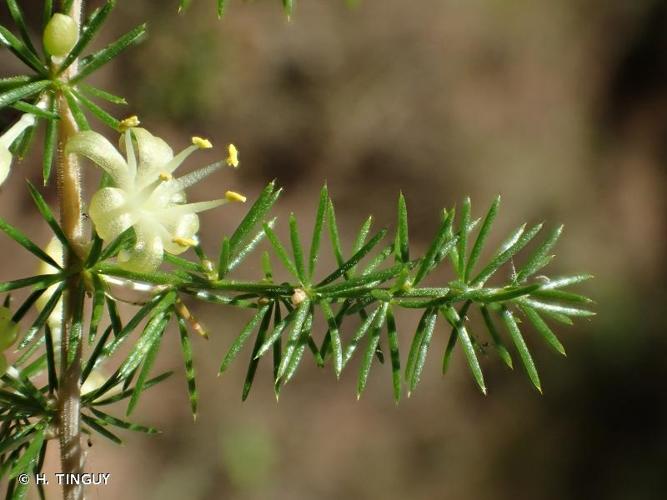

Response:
(0, 182), (593, 419)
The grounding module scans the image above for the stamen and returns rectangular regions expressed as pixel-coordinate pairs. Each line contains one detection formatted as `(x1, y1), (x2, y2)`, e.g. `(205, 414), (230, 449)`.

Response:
(162, 162), (222, 195)
(172, 236), (198, 248)
(226, 144), (239, 168)
(125, 130), (137, 178)
(119, 115), (140, 131)
(225, 191), (246, 203)
(159, 172), (173, 181)
(162, 145), (198, 175)
(192, 136), (212, 149)
(164, 199), (226, 215)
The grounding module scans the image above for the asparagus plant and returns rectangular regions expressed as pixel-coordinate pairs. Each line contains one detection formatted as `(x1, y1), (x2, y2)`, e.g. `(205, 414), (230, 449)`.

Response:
(0, 1), (594, 499)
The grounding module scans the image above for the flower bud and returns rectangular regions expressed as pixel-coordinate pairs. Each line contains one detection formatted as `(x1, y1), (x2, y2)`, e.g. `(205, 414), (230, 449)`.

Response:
(0, 307), (19, 351)
(0, 354), (7, 377)
(43, 14), (79, 57)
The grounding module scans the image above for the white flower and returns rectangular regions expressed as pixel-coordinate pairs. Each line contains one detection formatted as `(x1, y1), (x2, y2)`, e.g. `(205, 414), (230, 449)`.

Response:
(66, 127), (244, 272)
(0, 113), (36, 186)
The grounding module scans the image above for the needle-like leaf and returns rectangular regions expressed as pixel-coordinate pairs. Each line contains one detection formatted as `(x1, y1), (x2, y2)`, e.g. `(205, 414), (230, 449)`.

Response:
(413, 211), (456, 286)
(501, 307), (541, 393)
(0, 217), (61, 269)
(308, 184), (328, 280)
(126, 333), (163, 416)
(0, 26), (47, 74)
(0, 80), (49, 110)
(406, 309), (438, 395)
(465, 196), (500, 282)
(521, 305), (566, 356)
(357, 302), (389, 398)
(470, 223), (543, 287)
(42, 97), (58, 186)
(442, 305), (486, 395)
(320, 302), (343, 377)
(73, 23), (148, 83)
(219, 305), (271, 374)
(289, 214), (306, 283)
(386, 307), (401, 403)
(481, 305), (512, 369)
(396, 193), (409, 263)
(263, 223), (299, 281)
(241, 302), (274, 401)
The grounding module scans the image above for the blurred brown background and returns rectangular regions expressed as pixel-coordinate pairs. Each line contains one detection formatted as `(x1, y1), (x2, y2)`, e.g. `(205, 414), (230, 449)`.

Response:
(2, 0), (667, 499)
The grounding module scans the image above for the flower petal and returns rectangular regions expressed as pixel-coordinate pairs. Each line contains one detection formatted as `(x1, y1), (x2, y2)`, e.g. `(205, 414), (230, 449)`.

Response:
(0, 114), (36, 186)
(67, 131), (131, 187)
(118, 226), (164, 273)
(0, 114), (36, 149)
(162, 213), (200, 255)
(0, 148), (11, 186)
(89, 187), (134, 241)
(130, 128), (174, 186)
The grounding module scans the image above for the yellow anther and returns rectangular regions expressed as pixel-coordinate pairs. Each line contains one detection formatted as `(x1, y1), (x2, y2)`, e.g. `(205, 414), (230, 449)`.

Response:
(172, 237), (198, 248)
(226, 144), (239, 168)
(225, 191), (247, 203)
(159, 172), (173, 181)
(192, 136), (212, 149)
(119, 116), (140, 131)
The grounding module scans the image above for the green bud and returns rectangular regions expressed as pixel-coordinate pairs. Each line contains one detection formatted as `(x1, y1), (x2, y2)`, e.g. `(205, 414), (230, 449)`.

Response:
(43, 14), (79, 57)
(0, 307), (19, 351)
(0, 354), (7, 377)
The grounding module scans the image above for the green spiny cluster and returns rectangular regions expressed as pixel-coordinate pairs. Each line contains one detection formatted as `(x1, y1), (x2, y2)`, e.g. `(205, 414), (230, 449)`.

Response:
(0, 181), (593, 415)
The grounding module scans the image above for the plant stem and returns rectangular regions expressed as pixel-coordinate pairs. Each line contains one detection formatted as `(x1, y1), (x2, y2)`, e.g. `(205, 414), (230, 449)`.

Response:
(56, 1), (85, 500)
